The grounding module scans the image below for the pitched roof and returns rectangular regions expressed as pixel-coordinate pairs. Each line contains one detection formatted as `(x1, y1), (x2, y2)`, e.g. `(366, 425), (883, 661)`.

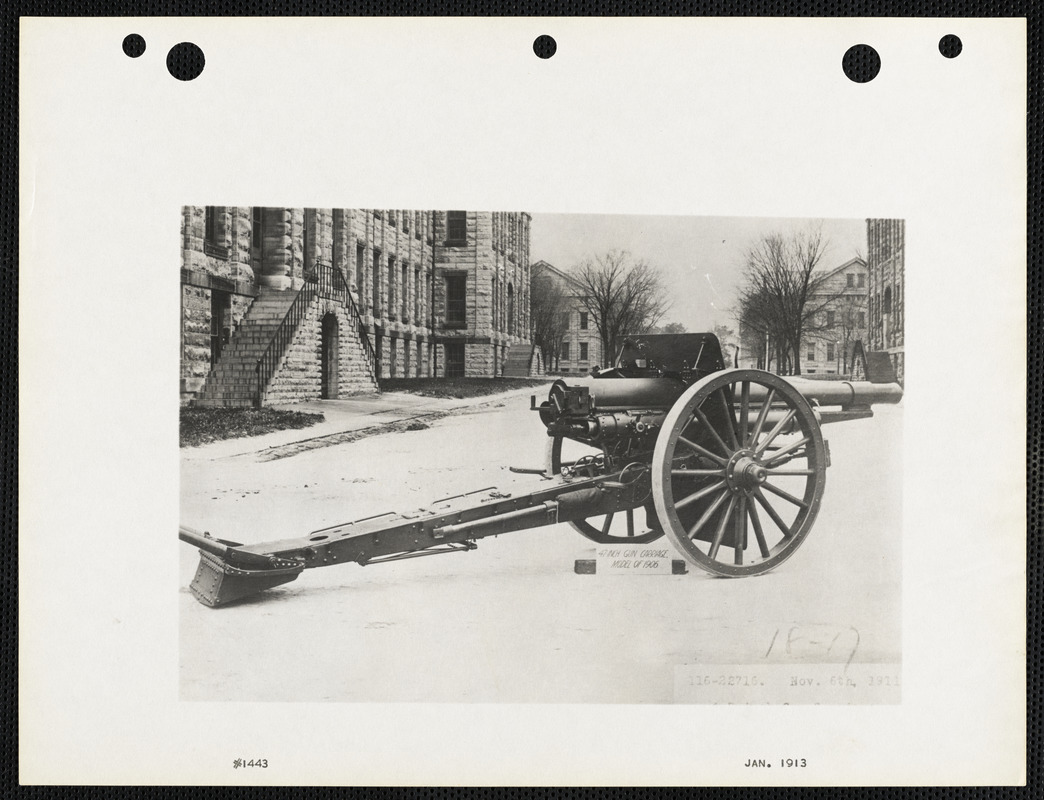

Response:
(531, 259), (580, 288)
(816, 256), (867, 281)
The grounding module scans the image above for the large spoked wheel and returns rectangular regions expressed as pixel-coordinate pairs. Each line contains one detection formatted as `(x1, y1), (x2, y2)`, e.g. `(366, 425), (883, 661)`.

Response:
(652, 369), (827, 576)
(548, 435), (665, 545)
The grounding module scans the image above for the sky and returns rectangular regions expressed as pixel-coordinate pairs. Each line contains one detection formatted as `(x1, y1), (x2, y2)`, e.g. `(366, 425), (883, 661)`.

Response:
(529, 213), (867, 334)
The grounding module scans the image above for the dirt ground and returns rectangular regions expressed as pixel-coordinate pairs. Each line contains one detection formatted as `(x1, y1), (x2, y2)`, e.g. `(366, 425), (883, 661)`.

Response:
(180, 394), (902, 703)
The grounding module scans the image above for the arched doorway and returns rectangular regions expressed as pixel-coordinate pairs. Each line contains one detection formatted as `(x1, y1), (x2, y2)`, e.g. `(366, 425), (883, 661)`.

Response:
(321, 313), (339, 399)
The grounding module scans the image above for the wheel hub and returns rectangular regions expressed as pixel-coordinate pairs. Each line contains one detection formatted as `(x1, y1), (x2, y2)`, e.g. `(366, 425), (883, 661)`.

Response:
(725, 449), (767, 493)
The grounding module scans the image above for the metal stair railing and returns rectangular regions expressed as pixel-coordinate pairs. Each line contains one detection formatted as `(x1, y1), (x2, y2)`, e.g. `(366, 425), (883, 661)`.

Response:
(254, 280), (318, 408)
(254, 262), (382, 407)
(311, 261), (380, 387)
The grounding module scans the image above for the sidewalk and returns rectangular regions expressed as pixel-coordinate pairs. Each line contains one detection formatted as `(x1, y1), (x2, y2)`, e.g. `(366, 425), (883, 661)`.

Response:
(181, 381), (554, 462)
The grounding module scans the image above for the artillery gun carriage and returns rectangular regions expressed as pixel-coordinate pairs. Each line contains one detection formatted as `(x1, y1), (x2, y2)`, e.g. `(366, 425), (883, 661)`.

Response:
(180, 333), (901, 606)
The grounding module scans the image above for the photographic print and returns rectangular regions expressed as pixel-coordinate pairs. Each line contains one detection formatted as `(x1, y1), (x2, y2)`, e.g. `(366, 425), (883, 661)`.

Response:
(179, 210), (904, 704)
(20, 17), (1023, 785)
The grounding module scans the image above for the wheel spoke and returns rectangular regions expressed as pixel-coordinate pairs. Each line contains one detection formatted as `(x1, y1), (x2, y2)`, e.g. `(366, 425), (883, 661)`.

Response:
(718, 388), (740, 451)
(677, 435), (728, 466)
(754, 408), (797, 456)
(626, 508), (635, 537)
(765, 468), (815, 476)
(752, 488), (793, 539)
(686, 488), (730, 540)
(739, 381), (750, 448)
(675, 479), (727, 510)
(761, 480), (809, 509)
(708, 495), (738, 560)
(747, 499), (771, 558)
(762, 436), (811, 467)
(694, 406), (732, 458)
(601, 512), (615, 537)
(747, 388), (775, 447)
(735, 495), (747, 565)
(671, 468), (725, 477)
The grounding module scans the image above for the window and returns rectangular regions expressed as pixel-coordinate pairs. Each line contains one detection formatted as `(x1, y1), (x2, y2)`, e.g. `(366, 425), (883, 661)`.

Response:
(332, 210), (343, 273)
(401, 264), (409, 322)
(303, 210), (313, 270)
(559, 311), (571, 329)
(389, 210), (397, 226)
(857, 273), (865, 288)
(388, 256), (396, 316)
(204, 206), (229, 258)
(826, 310), (835, 327)
(445, 342), (465, 377)
(414, 268), (421, 323)
(846, 273), (854, 288)
(403, 212), (410, 233)
(857, 311), (866, 327)
(446, 211), (467, 245)
(807, 346), (816, 362)
(507, 284), (515, 336)
(883, 286), (892, 314)
(560, 341), (571, 360)
(579, 312), (588, 330)
(445, 274), (467, 327)
(826, 343), (835, 361)
(372, 250), (382, 313)
(355, 243), (365, 294)
(205, 206), (219, 245)
(252, 207), (264, 250)
(579, 342), (589, 361)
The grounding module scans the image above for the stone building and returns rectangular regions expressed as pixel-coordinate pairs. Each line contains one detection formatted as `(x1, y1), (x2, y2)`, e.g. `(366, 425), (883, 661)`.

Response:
(866, 219), (905, 385)
(798, 256), (869, 376)
(530, 260), (604, 374)
(180, 208), (532, 406)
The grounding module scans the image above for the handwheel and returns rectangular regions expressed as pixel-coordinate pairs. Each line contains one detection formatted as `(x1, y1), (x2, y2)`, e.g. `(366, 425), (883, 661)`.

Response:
(651, 369), (827, 576)
(548, 435), (665, 545)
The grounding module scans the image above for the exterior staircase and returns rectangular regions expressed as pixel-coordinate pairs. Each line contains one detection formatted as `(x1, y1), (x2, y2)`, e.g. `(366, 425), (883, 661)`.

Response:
(194, 290), (299, 407)
(194, 264), (381, 408)
(502, 344), (543, 377)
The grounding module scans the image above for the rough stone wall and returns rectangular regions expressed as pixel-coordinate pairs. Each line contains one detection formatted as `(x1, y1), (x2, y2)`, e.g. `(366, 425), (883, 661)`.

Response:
(182, 207), (526, 387)
(347, 210), (433, 380)
(181, 285), (211, 391)
(289, 208), (305, 289)
(260, 207), (293, 290)
(866, 218), (905, 384)
(431, 210), (531, 378)
(264, 297), (379, 404)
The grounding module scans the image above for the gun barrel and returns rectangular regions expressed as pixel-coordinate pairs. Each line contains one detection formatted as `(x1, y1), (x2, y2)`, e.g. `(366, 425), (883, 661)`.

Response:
(757, 379), (903, 409)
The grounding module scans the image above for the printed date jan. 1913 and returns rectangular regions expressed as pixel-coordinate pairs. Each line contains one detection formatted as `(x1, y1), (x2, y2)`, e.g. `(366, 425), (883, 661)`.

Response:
(744, 758), (808, 768)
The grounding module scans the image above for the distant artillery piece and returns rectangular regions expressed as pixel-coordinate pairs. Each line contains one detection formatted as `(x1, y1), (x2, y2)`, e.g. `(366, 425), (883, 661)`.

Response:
(180, 334), (902, 606)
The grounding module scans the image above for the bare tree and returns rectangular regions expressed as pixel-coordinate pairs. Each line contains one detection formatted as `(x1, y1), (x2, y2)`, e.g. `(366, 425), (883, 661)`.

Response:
(571, 251), (671, 368)
(649, 321), (688, 335)
(834, 294), (868, 373)
(736, 226), (837, 375)
(530, 266), (570, 372)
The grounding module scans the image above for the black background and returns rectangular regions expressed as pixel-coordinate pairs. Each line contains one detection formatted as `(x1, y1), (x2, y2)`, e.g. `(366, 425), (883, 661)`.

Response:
(2, 2), (1038, 796)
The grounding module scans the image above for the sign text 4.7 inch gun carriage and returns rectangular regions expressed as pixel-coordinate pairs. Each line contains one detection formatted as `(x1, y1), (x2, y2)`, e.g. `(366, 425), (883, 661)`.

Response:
(180, 334), (902, 606)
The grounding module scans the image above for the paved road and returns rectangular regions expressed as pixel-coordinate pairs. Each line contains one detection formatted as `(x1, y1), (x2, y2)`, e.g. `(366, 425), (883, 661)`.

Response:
(180, 391), (902, 703)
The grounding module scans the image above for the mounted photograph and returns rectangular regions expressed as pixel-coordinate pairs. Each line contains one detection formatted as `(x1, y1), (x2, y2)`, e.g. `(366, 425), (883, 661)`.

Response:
(179, 209), (905, 704)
